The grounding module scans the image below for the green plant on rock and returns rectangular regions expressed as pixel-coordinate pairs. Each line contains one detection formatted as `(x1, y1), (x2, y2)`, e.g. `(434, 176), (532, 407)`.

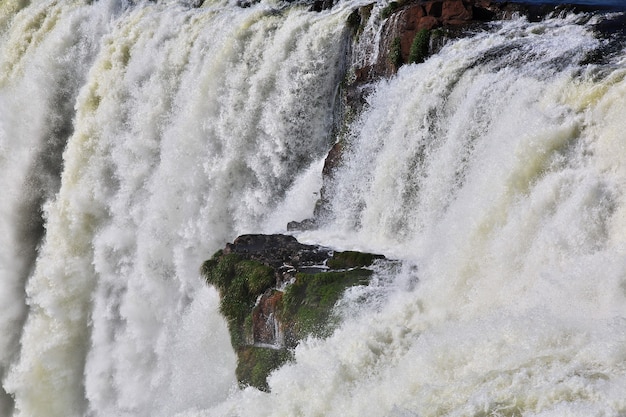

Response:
(380, 1), (400, 19)
(408, 28), (430, 64)
(238, 260), (275, 295)
(281, 268), (372, 342)
(236, 346), (293, 391)
(327, 250), (383, 269)
(201, 253), (275, 349)
(347, 4), (374, 41)
(347, 8), (361, 30)
(389, 36), (403, 69)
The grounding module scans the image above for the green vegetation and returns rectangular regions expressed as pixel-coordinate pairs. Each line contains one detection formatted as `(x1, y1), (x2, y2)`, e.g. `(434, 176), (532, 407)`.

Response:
(381, 1), (400, 19)
(408, 29), (430, 64)
(347, 8), (361, 30)
(201, 247), (382, 391)
(236, 346), (293, 391)
(281, 268), (372, 342)
(389, 36), (403, 69)
(327, 250), (383, 269)
(202, 253), (275, 348)
(431, 27), (444, 41)
(347, 5), (374, 41)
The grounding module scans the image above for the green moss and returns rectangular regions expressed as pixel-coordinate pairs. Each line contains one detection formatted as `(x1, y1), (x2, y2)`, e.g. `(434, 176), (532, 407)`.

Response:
(236, 260), (275, 295)
(281, 269), (371, 341)
(431, 27), (444, 40)
(201, 251), (237, 293)
(327, 251), (382, 269)
(236, 346), (294, 391)
(389, 36), (403, 69)
(381, 1), (399, 19)
(347, 4), (374, 41)
(408, 28), (430, 64)
(201, 252), (275, 350)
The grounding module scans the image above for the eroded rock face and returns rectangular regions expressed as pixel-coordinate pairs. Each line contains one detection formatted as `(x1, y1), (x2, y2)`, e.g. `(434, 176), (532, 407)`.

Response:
(202, 234), (386, 390)
(371, 0), (498, 78)
(285, 1), (505, 233)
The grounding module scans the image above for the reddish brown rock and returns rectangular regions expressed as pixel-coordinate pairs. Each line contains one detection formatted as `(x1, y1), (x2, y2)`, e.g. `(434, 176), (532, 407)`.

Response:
(351, 0), (500, 82)
(252, 290), (284, 345)
(383, 0), (477, 66)
(442, 0), (473, 22)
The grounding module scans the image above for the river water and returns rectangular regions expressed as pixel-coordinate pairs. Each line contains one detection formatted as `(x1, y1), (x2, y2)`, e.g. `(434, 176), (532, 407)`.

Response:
(1, 1), (625, 416)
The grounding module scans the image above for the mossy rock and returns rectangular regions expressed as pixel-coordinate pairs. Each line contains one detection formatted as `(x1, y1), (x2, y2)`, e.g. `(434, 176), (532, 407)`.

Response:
(347, 8), (361, 30)
(202, 253), (275, 350)
(201, 235), (386, 391)
(233, 267), (371, 390)
(281, 268), (372, 342)
(327, 250), (384, 269)
(347, 4), (374, 41)
(236, 346), (293, 391)
(202, 253), (274, 296)
(381, 0), (404, 19)
(389, 36), (403, 69)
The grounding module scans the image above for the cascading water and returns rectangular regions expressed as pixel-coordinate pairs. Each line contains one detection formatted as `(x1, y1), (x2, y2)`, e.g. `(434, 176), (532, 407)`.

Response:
(1, 1), (626, 416)
(1, 1), (349, 415)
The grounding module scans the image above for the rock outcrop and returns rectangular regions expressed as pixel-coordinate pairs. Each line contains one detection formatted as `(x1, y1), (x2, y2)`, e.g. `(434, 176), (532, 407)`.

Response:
(352, 0), (615, 82)
(352, 0), (500, 81)
(202, 234), (387, 390)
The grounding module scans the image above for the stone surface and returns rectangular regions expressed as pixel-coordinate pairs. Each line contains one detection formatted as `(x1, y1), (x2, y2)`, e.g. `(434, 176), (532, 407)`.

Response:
(202, 234), (387, 390)
(374, 0), (497, 77)
(223, 234), (331, 271)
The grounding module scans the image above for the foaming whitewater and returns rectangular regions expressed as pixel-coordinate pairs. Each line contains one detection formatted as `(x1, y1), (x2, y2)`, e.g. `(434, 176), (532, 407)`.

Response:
(1, 1), (349, 416)
(286, 13), (626, 416)
(1, 1), (626, 417)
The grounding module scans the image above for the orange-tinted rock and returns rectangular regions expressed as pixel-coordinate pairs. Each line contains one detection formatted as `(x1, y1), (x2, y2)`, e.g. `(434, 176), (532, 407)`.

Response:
(349, 0), (503, 83)
(252, 290), (284, 345)
(442, 0), (472, 22)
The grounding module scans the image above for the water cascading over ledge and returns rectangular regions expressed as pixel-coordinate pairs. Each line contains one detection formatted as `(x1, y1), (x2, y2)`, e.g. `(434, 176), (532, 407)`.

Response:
(0, 1), (352, 415)
(2, 1), (626, 417)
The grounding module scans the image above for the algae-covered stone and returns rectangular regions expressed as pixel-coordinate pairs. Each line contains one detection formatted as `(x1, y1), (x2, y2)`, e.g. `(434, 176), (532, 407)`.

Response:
(202, 252), (275, 349)
(326, 250), (385, 270)
(281, 268), (372, 342)
(236, 346), (293, 391)
(201, 234), (386, 391)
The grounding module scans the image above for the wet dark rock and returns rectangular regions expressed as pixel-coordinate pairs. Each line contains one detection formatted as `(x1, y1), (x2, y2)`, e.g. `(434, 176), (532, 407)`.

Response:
(286, 217), (319, 231)
(222, 234), (331, 270)
(310, 0), (335, 11)
(287, 139), (346, 231)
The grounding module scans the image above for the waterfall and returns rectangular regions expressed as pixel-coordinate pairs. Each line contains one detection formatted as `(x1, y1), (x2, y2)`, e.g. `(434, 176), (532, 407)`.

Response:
(1, 1), (626, 416)
(1, 1), (350, 415)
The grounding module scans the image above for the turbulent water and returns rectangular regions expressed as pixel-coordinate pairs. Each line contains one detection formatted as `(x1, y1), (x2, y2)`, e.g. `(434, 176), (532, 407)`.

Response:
(1, 0), (626, 416)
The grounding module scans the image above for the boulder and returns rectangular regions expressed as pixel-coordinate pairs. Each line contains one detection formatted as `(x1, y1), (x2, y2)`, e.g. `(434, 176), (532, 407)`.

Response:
(202, 234), (387, 390)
